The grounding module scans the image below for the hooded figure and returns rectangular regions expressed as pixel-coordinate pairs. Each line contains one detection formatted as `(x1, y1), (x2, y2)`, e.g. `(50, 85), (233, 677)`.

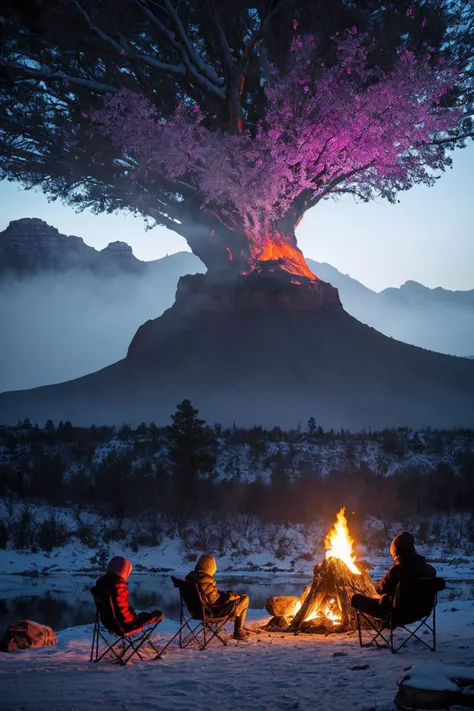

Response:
(186, 554), (250, 640)
(375, 532), (436, 597)
(94, 556), (163, 633)
(351, 532), (436, 620)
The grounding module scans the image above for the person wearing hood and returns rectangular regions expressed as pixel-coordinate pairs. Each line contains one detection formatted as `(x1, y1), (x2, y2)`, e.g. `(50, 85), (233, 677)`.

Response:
(186, 554), (250, 640)
(351, 531), (436, 618)
(95, 556), (164, 633)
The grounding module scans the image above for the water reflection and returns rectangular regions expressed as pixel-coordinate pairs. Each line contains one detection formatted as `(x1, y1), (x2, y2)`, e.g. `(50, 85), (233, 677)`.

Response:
(1, 574), (469, 636)
(0, 575), (305, 634)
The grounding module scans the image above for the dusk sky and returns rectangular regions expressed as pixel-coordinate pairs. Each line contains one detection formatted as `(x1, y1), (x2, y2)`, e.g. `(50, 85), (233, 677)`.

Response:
(1, 142), (473, 293)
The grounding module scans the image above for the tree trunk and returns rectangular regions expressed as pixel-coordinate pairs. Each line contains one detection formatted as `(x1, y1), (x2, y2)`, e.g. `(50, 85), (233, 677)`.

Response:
(181, 213), (317, 282)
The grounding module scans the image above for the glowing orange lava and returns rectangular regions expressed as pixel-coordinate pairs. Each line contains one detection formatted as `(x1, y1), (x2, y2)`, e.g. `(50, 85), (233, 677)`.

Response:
(325, 507), (360, 575)
(245, 231), (318, 281)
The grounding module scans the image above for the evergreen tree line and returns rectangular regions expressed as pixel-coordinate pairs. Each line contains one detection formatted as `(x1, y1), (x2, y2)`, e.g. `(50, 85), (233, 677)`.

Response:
(0, 400), (473, 529)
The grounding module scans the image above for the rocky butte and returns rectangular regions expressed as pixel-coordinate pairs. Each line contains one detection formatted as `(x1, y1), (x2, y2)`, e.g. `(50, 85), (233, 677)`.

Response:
(0, 218), (144, 276)
(1, 247), (474, 429)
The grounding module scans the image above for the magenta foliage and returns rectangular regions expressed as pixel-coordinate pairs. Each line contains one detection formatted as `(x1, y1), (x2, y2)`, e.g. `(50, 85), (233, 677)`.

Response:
(92, 31), (462, 238)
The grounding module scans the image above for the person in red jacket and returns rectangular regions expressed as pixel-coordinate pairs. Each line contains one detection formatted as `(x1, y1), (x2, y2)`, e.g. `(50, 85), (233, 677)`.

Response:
(94, 556), (164, 633)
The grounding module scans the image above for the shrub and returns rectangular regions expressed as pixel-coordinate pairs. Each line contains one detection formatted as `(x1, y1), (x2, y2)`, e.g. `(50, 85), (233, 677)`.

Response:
(89, 546), (109, 570)
(103, 525), (126, 543)
(12, 505), (37, 550)
(75, 522), (98, 548)
(36, 512), (70, 552)
(0, 519), (9, 549)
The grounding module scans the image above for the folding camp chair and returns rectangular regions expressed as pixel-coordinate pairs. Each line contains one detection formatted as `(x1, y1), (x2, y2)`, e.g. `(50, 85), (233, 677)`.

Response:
(355, 577), (446, 654)
(90, 585), (162, 665)
(157, 576), (237, 657)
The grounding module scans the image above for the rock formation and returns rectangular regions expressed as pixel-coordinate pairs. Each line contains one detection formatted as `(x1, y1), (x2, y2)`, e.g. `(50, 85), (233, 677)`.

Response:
(0, 218), (143, 276)
(0, 266), (474, 430)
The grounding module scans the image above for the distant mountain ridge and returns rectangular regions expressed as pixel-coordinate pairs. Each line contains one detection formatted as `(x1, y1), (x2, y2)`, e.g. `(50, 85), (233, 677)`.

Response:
(1, 217), (473, 364)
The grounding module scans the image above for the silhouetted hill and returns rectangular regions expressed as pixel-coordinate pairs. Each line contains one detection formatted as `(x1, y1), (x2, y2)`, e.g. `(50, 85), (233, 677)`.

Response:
(306, 260), (474, 357)
(1, 218), (473, 394)
(1, 273), (473, 430)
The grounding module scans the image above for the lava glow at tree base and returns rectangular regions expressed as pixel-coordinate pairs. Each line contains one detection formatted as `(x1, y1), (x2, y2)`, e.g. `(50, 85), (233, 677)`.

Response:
(245, 232), (318, 281)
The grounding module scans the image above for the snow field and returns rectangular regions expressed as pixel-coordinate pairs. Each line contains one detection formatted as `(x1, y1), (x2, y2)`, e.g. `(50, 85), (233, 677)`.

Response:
(1, 602), (473, 711)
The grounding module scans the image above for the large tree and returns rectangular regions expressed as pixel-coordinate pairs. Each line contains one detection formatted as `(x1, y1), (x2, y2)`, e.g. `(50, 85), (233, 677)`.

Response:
(1, 1), (473, 279)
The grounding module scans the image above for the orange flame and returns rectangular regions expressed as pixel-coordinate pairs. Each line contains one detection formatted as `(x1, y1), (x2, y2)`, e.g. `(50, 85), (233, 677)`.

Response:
(245, 230), (318, 281)
(325, 507), (360, 575)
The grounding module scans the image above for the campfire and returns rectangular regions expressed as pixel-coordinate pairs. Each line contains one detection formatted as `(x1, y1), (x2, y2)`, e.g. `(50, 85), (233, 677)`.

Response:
(265, 508), (377, 633)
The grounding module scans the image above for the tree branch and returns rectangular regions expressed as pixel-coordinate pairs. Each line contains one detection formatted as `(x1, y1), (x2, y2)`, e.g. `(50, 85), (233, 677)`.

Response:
(71, 0), (186, 77)
(134, 0), (226, 99)
(305, 163), (375, 211)
(3, 62), (120, 94)
(161, 0), (224, 86)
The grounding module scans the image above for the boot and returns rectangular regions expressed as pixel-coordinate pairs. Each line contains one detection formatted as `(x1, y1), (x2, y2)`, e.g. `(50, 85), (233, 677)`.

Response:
(233, 616), (250, 641)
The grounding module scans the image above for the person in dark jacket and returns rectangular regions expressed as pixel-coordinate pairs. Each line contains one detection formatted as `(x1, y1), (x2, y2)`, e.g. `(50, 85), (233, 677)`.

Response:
(351, 531), (436, 619)
(186, 554), (250, 640)
(94, 556), (164, 633)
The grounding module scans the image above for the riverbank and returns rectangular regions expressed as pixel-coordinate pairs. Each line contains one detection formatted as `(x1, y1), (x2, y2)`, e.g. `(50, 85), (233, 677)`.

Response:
(1, 601), (474, 711)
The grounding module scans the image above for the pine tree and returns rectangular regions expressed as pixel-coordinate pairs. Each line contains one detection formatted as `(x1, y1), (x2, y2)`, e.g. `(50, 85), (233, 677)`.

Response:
(168, 399), (217, 511)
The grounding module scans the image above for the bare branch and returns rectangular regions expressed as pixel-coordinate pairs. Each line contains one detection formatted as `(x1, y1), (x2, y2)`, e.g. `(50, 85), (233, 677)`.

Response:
(71, 0), (186, 77)
(3, 62), (120, 94)
(161, 0), (224, 86)
(135, 0), (226, 98)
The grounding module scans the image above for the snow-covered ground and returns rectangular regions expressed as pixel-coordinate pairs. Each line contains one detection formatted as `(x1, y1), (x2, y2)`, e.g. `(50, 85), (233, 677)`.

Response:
(1, 602), (473, 711)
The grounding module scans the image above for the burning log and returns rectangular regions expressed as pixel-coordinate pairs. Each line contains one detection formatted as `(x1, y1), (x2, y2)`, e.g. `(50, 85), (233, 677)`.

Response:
(289, 557), (377, 633)
(265, 508), (378, 634)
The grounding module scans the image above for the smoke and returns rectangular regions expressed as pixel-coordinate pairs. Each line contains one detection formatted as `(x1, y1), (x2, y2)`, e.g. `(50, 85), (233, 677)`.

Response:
(0, 255), (204, 393)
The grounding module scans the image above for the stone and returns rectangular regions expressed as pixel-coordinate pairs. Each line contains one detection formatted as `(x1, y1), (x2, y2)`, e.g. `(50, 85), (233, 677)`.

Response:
(0, 620), (57, 652)
(265, 596), (300, 617)
(396, 663), (474, 710)
(264, 616), (291, 631)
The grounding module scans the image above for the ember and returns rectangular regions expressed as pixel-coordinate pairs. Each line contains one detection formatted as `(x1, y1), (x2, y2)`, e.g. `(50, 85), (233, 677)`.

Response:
(245, 230), (318, 281)
(265, 508), (377, 633)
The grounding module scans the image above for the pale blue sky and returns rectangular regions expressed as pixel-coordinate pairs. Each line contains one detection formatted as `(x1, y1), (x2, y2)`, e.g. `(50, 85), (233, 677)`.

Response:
(0, 142), (473, 292)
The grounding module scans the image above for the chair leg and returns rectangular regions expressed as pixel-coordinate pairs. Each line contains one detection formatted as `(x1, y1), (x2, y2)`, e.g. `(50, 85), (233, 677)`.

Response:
(356, 611), (392, 649)
(90, 618), (98, 662)
(155, 628), (181, 659)
(432, 604), (436, 653)
(121, 621), (163, 664)
(356, 611), (363, 647)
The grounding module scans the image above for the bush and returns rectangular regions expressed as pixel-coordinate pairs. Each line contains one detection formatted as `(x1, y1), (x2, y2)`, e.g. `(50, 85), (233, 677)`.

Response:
(12, 505), (37, 550)
(36, 512), (70, 552)
(103, 525), (126, 543)
(0, 519), (9, 549)
(89, 546), (109, 570)
(75, 522), (98, 548)
(129, 529), (163, 552)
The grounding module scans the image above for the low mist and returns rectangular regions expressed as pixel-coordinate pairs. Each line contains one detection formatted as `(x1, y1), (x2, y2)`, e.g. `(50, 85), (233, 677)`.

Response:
(2, 257), (473, 396)
(0, 268), (196, 393)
